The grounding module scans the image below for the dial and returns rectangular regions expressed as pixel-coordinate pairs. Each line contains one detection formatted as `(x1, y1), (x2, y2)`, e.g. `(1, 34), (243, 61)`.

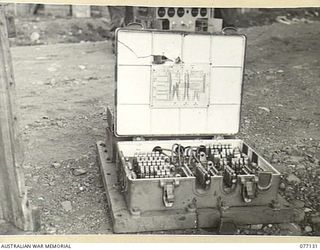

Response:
(157, 7), (166, 18)
(191, 8), (199, 17)
(200, 8), (207, 17)
(177, 8), (185, 17)
(168, 8), (175, 17)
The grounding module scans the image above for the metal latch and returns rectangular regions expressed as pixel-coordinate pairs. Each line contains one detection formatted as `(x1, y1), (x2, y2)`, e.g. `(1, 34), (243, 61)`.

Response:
(160, 179), (180, 208)
(240, 176), (258, 203)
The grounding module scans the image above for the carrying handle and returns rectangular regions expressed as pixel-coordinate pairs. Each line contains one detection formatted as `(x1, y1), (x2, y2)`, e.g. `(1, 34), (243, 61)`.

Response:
(222, 26), (238, 35)
(126, 22), (145, 29)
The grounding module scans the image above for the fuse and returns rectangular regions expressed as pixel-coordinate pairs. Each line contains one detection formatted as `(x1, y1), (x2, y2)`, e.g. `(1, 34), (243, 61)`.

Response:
(221, 150), (226, 158)
(224, 165), (237, 186)
(130, 144), (266, 183)
(242, 165), (252, 175)
(199, 152), (206, 162)
(208, 166), (219, 176)
(233, 148), (241, 158)
(251, 162), (258, 172)
(214, 153), (221, 164)
(241, 158), (245, 165)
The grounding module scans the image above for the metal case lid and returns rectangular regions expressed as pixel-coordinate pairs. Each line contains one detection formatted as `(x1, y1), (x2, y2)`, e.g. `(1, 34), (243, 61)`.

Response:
(115, 29), (246, 137)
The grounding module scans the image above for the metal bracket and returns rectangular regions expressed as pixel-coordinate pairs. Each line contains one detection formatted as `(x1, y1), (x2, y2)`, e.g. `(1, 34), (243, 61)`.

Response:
(160, 179), (180, 208)
(240, 175), (258, 203)
(218, 218), (238, 235)
(213, 135), (224, 140)
(132, 136), (145, 141)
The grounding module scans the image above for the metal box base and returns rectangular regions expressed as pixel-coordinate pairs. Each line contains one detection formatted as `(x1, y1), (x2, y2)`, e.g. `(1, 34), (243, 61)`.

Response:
(97, 141), (304, 234)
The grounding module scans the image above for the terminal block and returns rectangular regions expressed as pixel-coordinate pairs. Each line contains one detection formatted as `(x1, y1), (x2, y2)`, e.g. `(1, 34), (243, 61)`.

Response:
(122, 143), (270, 191)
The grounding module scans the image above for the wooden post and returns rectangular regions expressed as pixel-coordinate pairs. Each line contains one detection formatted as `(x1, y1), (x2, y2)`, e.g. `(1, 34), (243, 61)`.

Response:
(0, 5), (39, 231)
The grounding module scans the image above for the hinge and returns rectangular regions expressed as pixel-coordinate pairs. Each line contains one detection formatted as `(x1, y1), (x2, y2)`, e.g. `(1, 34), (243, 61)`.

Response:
(213, 135), (224, 140)
(133, 136), (145, 141)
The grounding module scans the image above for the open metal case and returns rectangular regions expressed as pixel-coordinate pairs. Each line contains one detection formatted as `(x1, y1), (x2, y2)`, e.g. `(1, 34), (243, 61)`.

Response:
(97, 28), (304, 233)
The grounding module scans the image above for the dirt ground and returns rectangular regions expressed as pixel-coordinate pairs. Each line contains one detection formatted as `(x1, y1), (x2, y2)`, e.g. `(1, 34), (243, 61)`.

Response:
(12, 41), (113, 234)
(9, 8), (320, 46)
(5, 13), (320, 236)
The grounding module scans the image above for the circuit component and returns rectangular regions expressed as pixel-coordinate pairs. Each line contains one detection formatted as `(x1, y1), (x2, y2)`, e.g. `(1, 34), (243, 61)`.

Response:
(123, 143), (265, 189)
(151, 64), (209, 108)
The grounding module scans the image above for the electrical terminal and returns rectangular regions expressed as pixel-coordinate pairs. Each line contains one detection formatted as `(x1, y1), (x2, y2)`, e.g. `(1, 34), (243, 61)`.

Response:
(125, 143), (263, 188)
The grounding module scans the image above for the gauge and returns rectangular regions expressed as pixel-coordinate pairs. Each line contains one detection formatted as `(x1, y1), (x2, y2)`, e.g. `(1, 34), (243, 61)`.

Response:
(157, 7), (166, 17)
(200, 8), (207, 17)
(191, 8), (199, 17)
(177, 8), (185, 17)
(168, 8), (175, 17)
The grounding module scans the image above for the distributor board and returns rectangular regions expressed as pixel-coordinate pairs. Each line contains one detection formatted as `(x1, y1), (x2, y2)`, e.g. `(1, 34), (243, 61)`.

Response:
(115, 29), (245, 136)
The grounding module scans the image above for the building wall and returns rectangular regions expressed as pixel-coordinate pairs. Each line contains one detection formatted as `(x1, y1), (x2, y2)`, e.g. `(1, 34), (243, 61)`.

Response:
(7, 4), (258, 18)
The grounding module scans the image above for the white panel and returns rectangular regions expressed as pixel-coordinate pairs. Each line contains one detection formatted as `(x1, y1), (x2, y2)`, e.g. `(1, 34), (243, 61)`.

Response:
(183, 35), (211, 64)
(211, 36), (245, 67)
(117, 66), (151, 104)
(207, 105), (240, 134)
(180, 108), (207, 134)
(150, 109), (180, 134)
(115, 30), (246, 136)
(210, 67), (243, 104)
(152, 33), (182, 62)
(117, 105), (150, 136)
(117, 30), (152, 65)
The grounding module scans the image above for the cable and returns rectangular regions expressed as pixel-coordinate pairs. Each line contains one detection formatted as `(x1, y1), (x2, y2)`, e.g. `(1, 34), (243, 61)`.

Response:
(117, 40), (176, 62)
(152, 146), (176, 157)
(117, 40), (153, 59)
(171, 144), (179, 163)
